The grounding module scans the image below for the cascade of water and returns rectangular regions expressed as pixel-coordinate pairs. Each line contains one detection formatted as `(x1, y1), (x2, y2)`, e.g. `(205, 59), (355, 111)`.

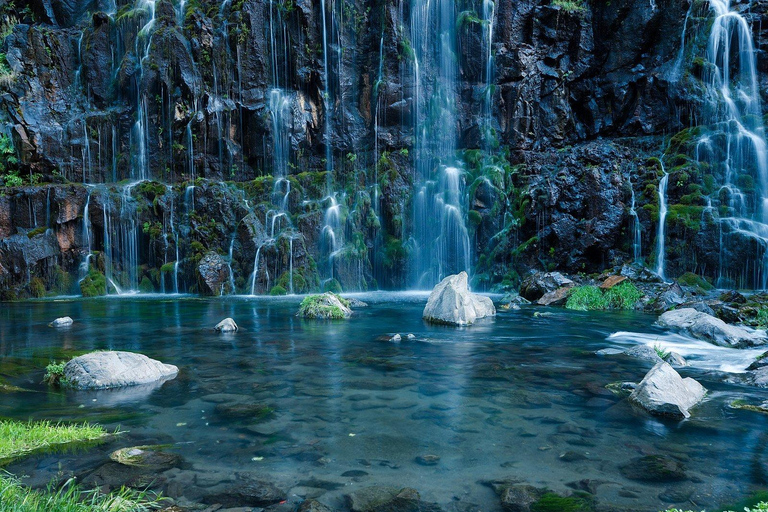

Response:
(79, 187), (94, 279)
(185, 121), (194, 181)
(656, 166), (669, 280)
(120, 182), (141, 292)
(482, 0), (496, 147)
(249, 244), (264, 295)
(227, 236), (236, 293)
(131, 0), (157, 181)
(185, 185), (195, 211)
(694, 0), (768, 288)
(269, 89), (290, 178)
(82, 121), (92, 183)
(373, 34), (384, 216)
(410, 0), (469, 288)
(322, 195), (342, 280)
(669, 1), (693, 81)
(320, 0), (333, 176)
(628, 184), (642, 263)
(289, 236), (294, 294)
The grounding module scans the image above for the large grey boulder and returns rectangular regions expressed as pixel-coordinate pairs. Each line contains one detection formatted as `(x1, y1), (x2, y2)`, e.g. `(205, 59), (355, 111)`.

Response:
(63, 351), (178, 390)
(628, 362), (706, 419)
(422, 272), (496, 326)
(658, 308), (767, 347)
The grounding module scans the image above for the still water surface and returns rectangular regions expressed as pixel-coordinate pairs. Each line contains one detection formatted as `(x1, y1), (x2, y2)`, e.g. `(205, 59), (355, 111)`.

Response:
(1, 293), (768, 511)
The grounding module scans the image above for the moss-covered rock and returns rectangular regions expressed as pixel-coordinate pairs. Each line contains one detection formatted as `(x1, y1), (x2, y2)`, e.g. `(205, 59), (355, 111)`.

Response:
(297, 292), (352, 319)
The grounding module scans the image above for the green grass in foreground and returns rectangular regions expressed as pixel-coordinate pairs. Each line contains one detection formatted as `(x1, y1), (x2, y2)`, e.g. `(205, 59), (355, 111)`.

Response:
(0, 420), (109, 464)
(663, 502), (768, 512)
(0, 472), (162, 512)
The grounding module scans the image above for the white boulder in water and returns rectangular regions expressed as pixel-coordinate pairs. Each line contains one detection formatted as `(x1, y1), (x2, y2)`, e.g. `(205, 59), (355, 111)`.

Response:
(423, 272), (496, 326)
(215, 318), (239, 332)
(659, 308), (766, 348)
(628, 362), (706, 419)
(49, 316), (73, 327)
(63, 351), (178, 390)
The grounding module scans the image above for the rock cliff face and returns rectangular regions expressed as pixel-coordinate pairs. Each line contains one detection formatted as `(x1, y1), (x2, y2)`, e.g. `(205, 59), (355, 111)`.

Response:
(1, 0), (768, 298)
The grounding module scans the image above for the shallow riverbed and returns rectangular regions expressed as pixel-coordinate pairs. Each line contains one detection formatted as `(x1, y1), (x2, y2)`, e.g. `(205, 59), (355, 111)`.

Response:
(2, 293), (768, 511)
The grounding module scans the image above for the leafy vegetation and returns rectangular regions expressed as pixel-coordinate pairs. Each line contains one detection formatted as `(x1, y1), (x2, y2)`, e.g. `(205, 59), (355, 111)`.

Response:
(0, 134), (20, 187)
(43, 361), (67, 387)
(604, 282), (643, 309)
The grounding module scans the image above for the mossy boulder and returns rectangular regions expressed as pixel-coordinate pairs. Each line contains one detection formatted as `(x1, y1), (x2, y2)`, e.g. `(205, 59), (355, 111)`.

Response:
(297, 293), (352, 319)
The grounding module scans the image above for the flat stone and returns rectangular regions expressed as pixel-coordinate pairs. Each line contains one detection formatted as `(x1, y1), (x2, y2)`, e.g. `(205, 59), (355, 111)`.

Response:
(600, 275), (627, 290)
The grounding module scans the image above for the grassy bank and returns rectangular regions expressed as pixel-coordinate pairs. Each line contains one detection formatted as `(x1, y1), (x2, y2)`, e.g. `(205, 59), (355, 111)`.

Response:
(0, 473), (161, 512)
(0, 420), (109, 464)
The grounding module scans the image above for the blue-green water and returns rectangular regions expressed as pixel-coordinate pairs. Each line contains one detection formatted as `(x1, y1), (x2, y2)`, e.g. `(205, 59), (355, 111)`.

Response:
(2, 293), (768, 510)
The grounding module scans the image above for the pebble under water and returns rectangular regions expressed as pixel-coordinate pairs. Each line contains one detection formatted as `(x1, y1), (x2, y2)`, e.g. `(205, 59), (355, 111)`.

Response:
(2, 293), (768, 511)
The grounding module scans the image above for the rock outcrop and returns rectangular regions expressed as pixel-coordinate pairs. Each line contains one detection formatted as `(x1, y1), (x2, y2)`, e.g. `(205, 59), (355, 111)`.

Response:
(423, 272), (496, 326)
(658, 308), (767, 348)
(628, 362), (706, 419)
(63, 351), (179, 390)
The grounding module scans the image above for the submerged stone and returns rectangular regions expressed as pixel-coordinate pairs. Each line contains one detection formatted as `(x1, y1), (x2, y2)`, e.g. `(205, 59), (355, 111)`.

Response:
(422, 272), (495, 326)
(109, 445), (181, 471)
(620, 455), (687, 482)
(63, 351), (178, 390)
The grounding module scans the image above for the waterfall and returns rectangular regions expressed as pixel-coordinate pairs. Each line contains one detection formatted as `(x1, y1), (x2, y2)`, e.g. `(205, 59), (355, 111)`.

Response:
(482, 0), (496, 147)
(656, 166), (669, 281)
(410, 0), (470, 288)
(320, 0), (334, 176)
(693, 0), (768, 288)
(249, 244), (264, 295)
(629, 185), (642, 263)
(79, 187), (94, 279)
(131, 0), (157, 181)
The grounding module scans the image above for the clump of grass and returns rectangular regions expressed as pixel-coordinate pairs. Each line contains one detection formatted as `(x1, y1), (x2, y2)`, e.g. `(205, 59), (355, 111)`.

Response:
(663, 502), (768, 512)
(756, 309), (768, 328)
(565, 286), (607, 311)
(653, 344), (670, 360)
(604, 282), (643, 310)
(565, 282), (643, 311)
(43, 360), (67, 387)
(0, 472), (163, 512)
(0, 420), (109, 464)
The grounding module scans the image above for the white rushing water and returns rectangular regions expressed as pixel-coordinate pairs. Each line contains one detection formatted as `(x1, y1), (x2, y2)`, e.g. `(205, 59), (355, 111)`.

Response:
(608, 331), (764, 374)
(655, 165), (668, 280)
